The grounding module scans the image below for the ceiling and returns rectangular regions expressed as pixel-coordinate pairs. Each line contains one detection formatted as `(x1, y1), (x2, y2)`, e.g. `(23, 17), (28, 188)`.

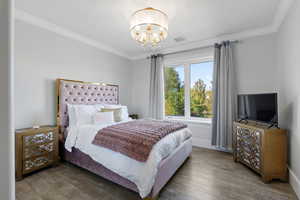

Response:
(16, 0), (289, 59)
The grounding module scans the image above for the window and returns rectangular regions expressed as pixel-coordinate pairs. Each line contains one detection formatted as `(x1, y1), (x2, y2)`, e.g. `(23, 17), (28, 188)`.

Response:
(164, 65), (185, 117)
(190, 62), (213, 118)
(164, 58), (214, 121)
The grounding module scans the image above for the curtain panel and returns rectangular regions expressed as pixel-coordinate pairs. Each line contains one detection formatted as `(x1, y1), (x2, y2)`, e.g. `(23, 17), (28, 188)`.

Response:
(211, 41), (237, 151)
(149, 54), (164, 120)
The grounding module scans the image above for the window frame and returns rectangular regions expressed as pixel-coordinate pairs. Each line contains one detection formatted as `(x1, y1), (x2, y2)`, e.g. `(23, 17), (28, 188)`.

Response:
(164, 56), (214, 123)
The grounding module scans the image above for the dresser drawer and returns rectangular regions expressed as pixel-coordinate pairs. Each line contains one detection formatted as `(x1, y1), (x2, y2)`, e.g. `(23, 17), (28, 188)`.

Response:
(23, 142), (55, 159)
(23, 131), (54, 146)
(236, 126), (261, 142)
(236, 126), (262, 172)
(23, 154), (54, 174)
(237, 148), (261, 172)
(237, 138), (260, 155)
(236, 127), (261, 150)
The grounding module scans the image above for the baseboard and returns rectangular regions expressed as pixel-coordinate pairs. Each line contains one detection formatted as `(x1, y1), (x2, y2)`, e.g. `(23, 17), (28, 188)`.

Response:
(289, 167), (300, 198)
(192, 138), (214, 150)
(191, 138), (233, 153)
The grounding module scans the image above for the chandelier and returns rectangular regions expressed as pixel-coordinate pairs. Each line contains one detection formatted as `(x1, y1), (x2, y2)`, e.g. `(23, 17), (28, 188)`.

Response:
(130, 7), (168, 47)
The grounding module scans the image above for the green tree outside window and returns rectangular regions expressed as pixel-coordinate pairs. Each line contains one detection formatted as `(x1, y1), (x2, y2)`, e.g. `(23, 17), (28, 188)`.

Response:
(164, 64), (213, 118)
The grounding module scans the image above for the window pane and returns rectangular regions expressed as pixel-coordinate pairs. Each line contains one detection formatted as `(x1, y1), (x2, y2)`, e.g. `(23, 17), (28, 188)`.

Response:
(190, 61), (213, 118)
(164, 66), (185, 117)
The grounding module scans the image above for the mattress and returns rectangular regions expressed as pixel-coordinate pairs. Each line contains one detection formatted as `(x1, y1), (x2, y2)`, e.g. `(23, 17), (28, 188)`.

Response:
(64, 138), (193, 199)
(64, 122), (192, 198)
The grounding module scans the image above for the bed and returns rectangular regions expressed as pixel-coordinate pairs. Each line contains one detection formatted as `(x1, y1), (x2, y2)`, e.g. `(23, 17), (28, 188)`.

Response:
(56, 79), (192, 200)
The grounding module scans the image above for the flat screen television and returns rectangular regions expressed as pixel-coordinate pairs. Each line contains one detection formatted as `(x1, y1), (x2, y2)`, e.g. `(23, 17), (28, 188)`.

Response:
(237, 93), (278, 124)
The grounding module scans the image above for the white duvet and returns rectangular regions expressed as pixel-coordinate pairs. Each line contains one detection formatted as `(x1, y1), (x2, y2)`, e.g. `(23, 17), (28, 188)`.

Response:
(65, 120), (192, 198)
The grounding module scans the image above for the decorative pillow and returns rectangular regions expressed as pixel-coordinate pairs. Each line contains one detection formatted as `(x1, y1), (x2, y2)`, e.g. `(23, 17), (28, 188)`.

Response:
(101, 108), (123, 122)
(103, 104), (129, 121)
(94, 104), (105, 111)
(103, 104), (122, 109)
(73, 104), (104, 125)
(93, 111), (114, 125)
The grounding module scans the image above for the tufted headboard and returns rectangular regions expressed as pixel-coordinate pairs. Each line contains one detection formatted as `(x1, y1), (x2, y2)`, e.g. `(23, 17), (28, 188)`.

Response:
(56, 79), (119, 139)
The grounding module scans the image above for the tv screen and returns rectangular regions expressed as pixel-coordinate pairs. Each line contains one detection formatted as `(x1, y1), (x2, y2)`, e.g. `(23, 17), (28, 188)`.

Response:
(237, 93), (278, 124)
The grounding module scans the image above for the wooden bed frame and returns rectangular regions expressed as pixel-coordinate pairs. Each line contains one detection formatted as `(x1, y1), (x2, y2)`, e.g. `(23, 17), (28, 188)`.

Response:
(56, 79), (192, 200)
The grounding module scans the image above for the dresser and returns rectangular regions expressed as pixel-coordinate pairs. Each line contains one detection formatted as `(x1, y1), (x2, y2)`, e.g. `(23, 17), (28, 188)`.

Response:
(15, 126), (59, 180)
(233, 121), (287, 183)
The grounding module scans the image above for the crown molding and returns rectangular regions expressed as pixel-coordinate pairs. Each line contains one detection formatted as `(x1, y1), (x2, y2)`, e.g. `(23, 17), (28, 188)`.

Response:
(15, 9), (131, 60)
(131, 25), (276, 60)
(131, 0), (294, 60)
(15, 0), (294, 61)
(271, 0), (294, 31)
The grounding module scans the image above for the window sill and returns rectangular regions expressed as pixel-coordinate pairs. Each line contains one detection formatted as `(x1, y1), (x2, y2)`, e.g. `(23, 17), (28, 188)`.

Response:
(165, 117), (212, 125)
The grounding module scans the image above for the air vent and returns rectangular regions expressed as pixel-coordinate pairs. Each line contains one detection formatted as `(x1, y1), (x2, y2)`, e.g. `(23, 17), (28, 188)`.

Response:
(174, 37), (186, 42)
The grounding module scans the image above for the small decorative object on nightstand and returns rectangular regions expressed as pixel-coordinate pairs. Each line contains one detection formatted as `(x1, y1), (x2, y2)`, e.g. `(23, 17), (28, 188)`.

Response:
(15, 126), (59, 180)
(233, 121), (287, 183)
(129, 114), (139, 119)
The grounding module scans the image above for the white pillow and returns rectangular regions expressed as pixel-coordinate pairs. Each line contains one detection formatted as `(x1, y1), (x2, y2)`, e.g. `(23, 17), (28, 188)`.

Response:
(67, 104), (77, 127)
(73, 104), (104, 125)
(103, 104), (121, 109)
(103, 104), (129, 121)
(93, 112), (114, 125)
(94, 104), (105, 111)
(120, 106), (129, 121)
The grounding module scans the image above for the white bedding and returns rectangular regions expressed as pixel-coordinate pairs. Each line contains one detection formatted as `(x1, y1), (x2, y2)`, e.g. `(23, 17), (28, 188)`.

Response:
(65, 120), (192, 198)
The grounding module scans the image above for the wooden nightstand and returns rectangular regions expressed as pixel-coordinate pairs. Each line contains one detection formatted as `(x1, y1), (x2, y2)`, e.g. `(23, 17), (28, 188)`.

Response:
(15, 126), (59, 181)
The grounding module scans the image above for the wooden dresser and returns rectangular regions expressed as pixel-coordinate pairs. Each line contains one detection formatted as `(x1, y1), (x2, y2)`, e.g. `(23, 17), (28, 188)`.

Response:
(233, 121), (287, 182)
(15, 126), (59, 180)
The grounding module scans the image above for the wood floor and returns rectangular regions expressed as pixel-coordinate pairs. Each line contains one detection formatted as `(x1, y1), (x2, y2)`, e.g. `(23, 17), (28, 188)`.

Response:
(16, 147), (298, 200)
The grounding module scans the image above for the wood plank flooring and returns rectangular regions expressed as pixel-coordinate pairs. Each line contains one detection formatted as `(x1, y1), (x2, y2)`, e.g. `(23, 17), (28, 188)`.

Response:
(16, 147), (298, 200)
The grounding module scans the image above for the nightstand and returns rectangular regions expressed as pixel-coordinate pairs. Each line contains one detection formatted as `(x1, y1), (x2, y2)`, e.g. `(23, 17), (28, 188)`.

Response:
(15, 126), (59, 180)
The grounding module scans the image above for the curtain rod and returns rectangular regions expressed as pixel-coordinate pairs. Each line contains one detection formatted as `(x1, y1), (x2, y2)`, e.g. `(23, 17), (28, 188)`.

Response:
(146, 40), (239, 59)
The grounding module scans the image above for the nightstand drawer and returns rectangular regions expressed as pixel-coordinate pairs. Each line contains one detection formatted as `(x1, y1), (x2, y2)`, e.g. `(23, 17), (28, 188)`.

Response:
(23, 154), (54, 174)
(23, 142), (55, 159)
(23, 131), (54, 146)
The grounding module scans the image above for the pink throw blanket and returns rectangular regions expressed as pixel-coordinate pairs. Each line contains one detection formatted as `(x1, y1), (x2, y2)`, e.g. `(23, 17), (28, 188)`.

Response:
(92, 119), (187, 162)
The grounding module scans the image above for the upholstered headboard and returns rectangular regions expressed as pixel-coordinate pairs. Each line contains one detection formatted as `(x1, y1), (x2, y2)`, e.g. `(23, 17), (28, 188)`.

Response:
(56, 79), (119, 139)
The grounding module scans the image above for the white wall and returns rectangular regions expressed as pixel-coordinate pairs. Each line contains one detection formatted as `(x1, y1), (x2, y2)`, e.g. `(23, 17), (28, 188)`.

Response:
(131, 34), (278, 148)
(277, 0), (300, 196)
(15, 20), (133, 129)
(130, 58), (151, 118)
(0, 0), (15, 199)
(235, 34), (278, 94)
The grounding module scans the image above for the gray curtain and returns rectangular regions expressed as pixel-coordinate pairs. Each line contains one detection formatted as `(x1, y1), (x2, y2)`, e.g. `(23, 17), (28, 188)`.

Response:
(149, 54), (164, 120)
(211, 41), (236, 151)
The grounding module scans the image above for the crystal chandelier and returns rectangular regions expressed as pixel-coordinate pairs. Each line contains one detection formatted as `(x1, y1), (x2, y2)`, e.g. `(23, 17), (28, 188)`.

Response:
(130, 7), (168, 47)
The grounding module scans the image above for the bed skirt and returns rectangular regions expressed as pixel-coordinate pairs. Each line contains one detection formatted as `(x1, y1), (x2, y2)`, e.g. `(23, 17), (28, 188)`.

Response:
(63, 138), (192, 199)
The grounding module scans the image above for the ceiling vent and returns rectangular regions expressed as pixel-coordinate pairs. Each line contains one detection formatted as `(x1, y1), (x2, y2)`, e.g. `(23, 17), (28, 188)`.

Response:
(174, 36), (186, 42)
